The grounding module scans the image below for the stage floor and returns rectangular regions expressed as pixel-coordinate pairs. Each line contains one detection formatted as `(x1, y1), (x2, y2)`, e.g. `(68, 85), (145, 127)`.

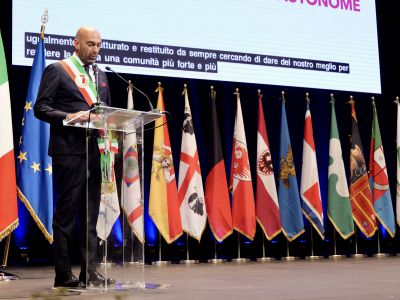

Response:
(1, 257), (400, 300)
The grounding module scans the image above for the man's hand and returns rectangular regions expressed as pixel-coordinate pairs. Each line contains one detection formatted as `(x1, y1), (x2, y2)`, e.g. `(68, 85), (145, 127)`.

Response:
(65, 111), (90, 123)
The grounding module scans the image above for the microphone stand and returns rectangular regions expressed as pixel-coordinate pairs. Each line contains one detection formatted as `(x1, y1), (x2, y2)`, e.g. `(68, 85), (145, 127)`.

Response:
(105, 66), (159, 113)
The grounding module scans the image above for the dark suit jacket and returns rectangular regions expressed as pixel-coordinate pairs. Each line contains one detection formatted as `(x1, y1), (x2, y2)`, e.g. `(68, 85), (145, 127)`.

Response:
(34, 61), (111, 156)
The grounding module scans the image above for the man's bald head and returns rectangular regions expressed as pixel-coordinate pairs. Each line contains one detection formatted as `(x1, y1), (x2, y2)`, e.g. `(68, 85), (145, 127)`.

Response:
(73, 27), (102, 65)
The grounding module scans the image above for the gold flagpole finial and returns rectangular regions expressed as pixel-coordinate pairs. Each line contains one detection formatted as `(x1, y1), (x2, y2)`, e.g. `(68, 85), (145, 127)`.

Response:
(330, 93), (335, 104)
(127, 80), (133, 92)
(305, 92), (310, 104)
(395, 96), (399, 104)
(182, 83), (187, 96)
(371, 96), (375, 105)
(40, 8), (49, 39)
(347, 95), (355, 105)
(155, 82), (163, 93)
(210, 86), (216, 101)
(257, 89), (263, 98)
(234, 88), (239, 98)
(281, 91), (286, 103)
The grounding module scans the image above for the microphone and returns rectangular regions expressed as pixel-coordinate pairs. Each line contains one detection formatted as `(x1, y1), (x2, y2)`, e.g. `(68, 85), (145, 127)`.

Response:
(105, 66), (158, 113)
(92, 64), (100, 105)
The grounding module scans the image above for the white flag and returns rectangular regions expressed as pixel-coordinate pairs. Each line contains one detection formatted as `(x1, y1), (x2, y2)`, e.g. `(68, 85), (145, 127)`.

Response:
(178, 87), (207, 241)
(122, 85), (144, 242)
(96, 134), (121, 240)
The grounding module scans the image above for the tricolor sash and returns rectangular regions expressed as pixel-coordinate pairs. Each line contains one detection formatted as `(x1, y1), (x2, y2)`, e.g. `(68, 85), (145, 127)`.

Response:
(59, 56), (98, 107)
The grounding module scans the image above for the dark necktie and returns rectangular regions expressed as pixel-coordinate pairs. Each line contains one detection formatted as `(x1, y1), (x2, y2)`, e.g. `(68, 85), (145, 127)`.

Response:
(83, 64), (90, 75)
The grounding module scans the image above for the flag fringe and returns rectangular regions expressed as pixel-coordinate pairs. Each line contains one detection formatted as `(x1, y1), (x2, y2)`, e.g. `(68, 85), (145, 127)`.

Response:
(301, 209), (325, 240)
(282, 228), (305, 242)
(17, 187), (53, 244)
(209, 224), (233, 243)
(327, 214), (354, 240)
(373, 211), (396, 238)
(0, 219), (19, 242)
(256, 218), (281, 241)
(233, 227), (256, 241)
(121, 208), (145, 244)
(183, 225), (207, 242)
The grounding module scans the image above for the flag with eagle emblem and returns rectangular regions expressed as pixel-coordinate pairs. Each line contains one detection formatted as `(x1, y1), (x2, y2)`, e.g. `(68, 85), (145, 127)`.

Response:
(277, 97), (304, 241)
(229, 91), (256, 240)
(256, 94), (281, 240)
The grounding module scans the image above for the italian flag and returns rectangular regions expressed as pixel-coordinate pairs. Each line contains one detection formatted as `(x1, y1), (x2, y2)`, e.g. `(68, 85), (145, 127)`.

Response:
(0, 32), (18, 240)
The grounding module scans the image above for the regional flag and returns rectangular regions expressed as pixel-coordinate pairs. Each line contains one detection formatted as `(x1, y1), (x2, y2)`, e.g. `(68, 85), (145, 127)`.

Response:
(178, 85), (207, 241)
(327, 97), (354, 239)
(204, 88), (233, 242)
(349, 99), (376, 238)
(256, 94), (281, 240)
(277, 97), (304, 241)
(96, 132), (121, 240)
(0, 32), (18, 241)
(149, 85), (183, 244)
(369, 100), (395, 237)
(300, 102), (324, 239)
(397, 100), (400, 227)
(16, 31), (53, 242)
(121, 84), (144, 242)
(229, 91), (256, 240)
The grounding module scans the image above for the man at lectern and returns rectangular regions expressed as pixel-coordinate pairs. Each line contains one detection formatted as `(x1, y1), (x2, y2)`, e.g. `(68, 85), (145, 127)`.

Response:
(34, 27), (114, 288)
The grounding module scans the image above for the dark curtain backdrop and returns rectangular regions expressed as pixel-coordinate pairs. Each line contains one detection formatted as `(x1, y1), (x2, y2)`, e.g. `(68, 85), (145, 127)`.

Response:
(2, 1), (400, 264)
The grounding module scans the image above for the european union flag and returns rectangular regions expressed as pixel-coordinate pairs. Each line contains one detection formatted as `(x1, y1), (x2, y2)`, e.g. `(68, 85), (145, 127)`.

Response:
(16, 33), (53, 243)
(277, 98), (304, 241)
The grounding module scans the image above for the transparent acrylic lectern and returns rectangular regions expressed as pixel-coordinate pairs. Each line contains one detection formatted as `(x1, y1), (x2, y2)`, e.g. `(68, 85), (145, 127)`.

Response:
(63, 105), (162, 291)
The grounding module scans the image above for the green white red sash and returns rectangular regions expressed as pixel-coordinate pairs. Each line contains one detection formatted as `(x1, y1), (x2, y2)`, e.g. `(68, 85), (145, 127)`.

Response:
(59, 55), (98, 107)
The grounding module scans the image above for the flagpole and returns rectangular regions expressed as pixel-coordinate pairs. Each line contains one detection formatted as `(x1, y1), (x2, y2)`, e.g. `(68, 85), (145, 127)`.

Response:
(232, 231), (249, 263)
(179, 233), (199, 264)
(373, 221), (388, 258)
(152, 233), (170, 266)
(0, 235), (19, 281)
(329, 229), (345, 259)
(257, 234), (274, 262)
(351, 227), (366, 258)
(208, 238), (226, 264)
(282, 239), (295, 261)
(306, 226), (322, 260)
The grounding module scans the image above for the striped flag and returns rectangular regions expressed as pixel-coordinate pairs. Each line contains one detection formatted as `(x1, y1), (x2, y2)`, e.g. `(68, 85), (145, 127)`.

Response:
(327, 98), (354, 239)
(256, 95), (281, 240)
(349, 99), (376, 238)
(277, 97), (304, 241)
(397, 100), (400, 227)
(0, 32), (18, 241)
(149, 85), (183, 244)
(121, 84), (144, 242)
(369, 100), (395, 237)
(204, 88), (233, 242)
(178, 86), (207, 241)
(300, 101), (324, 239)
(16, 31), (53, 242)
(229, 91), (256, 240)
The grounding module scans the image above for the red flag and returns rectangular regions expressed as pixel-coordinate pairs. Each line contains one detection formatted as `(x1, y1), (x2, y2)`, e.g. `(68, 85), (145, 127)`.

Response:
(349, 100), (376, 238)
(229, 91), (256, 240)
(204, 88), (233, 242)
(256, 95), (281, 240)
